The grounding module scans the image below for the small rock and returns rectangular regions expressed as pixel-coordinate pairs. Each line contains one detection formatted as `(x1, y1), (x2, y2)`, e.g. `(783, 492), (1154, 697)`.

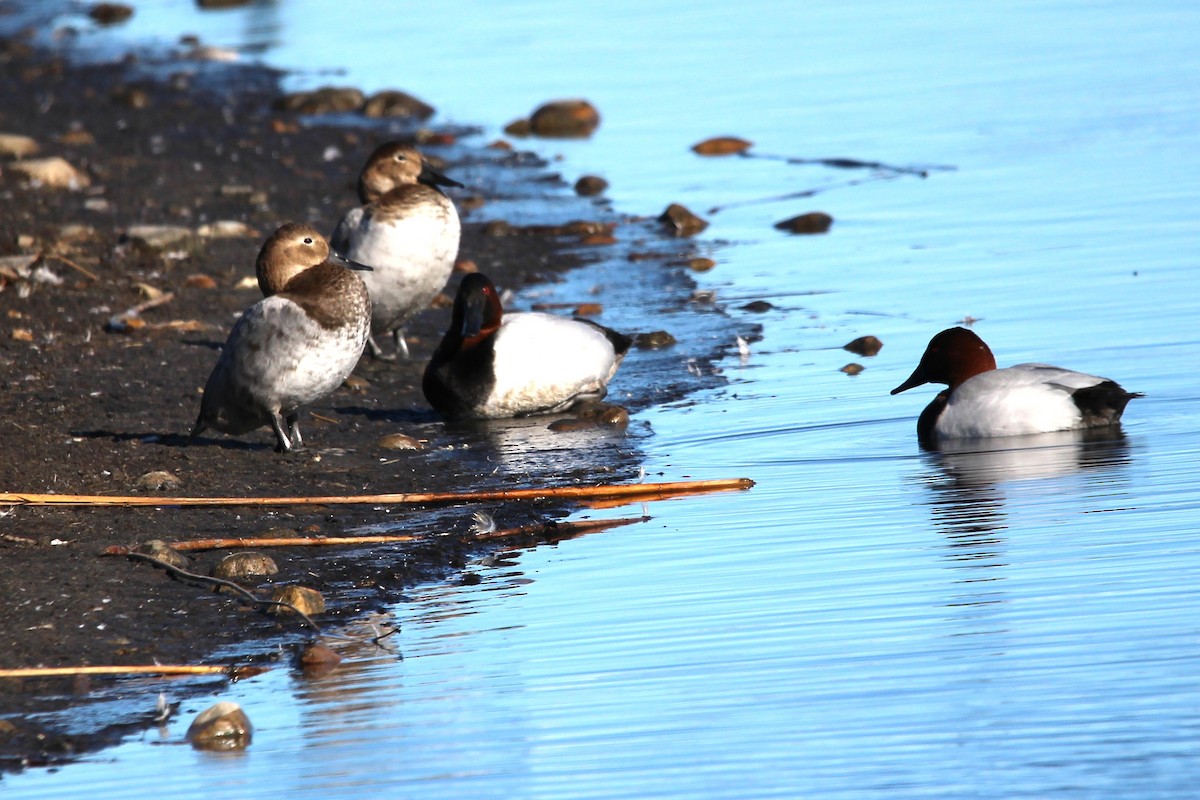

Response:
(362, 90), (435, 120)
(187, 701), (252, 751)
(135, 470), (181, 491)
(273, 86), (364, 115)
(574, 175), (608, 196)
(183, 274), (218, 289)
(298, 642), (341, 678)
(110, 85), (150, 109)
(268, 585), (326, 616)
(453, 258), (477, 273)
(88, 3), (134, 25)
(195, 220), (256, 238)
(774, 211), (833, 234)
(841, 363), (865, 376)
(843, 335), (883, 357)
(124, 224), (192, 251)
(740, 300), (774, 313)
(211, 552), (278, 581)
(691, 136), (753, 156)
(580, 233), (617, 246)
(10, 328), (34, 342)
(658, 203), (708, 237)
(196, 0), (253, 9)
(0, 133), (39, 159)
(686, 257), (716, 272)
(598, 405), (630, 429)
(548, 418), (597, 433)
(57, 129), (95, 147)
(573, 303), (603, 316)
(135, 539), (189, 569)
(528, 99), (601, 138)
(9, 157), (90, 190)
(342, 374), (370, 392)
(634, 330), (677, 349)
(377, 432), (423, 451)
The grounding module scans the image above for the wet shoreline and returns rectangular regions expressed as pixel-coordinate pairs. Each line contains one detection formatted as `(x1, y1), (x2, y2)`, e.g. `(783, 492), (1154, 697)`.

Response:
(0, 16), (733, 770)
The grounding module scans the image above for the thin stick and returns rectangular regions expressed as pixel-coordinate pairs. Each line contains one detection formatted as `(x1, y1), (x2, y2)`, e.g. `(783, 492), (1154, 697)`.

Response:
(0, 664), (263, 679)
(0, 477), (754, 509)
(44, 253), (100, 282)
(106, 534), (422, 553)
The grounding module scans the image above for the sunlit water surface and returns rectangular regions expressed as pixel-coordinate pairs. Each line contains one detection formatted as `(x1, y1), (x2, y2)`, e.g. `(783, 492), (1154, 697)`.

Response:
(7, 0), (1200, 797)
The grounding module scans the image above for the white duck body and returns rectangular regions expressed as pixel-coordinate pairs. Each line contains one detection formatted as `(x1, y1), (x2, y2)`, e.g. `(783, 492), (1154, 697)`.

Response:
(479, 311), (626, 418)
(934, 363), (1113, 440)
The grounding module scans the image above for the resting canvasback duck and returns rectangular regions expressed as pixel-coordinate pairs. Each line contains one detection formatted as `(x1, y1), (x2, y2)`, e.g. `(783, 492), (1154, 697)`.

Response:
(423, 273), (632, 419)
(891, 327), (1140, 446)
(189, 223), (372, 452)
(330, 142), (462, 360)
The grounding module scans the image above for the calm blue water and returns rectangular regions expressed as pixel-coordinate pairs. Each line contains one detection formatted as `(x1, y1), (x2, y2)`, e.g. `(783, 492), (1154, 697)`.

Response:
(7, 0), (1200, 797)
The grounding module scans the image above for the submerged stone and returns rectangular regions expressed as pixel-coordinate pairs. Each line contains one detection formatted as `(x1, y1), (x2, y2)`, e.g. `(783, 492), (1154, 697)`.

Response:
(187, 701), (252, 751)
(774, 211), (833, 234)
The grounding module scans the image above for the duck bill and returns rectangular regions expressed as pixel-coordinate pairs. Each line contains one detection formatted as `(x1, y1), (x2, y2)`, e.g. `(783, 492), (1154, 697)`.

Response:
(328, 250), (374, 271)
(890, 368), (928, 395)
(420, 161), (464, 190)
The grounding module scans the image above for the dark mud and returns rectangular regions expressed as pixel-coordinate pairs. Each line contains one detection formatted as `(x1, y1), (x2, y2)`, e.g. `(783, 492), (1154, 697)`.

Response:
(0, 18), (738, 772)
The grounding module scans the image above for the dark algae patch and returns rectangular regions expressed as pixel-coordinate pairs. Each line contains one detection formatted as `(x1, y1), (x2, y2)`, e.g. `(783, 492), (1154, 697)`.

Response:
(0, 20), (739, 771)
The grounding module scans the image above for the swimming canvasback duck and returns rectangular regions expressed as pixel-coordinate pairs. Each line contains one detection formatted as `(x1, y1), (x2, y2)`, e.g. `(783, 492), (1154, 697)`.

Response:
(189, 223), (372, 452)
(891, 327), (1140, 446)
(423, 273), (632, 419)
(330, 142), (462, 360)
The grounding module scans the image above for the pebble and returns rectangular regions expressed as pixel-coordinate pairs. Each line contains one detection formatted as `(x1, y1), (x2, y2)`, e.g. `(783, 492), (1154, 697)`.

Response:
(686, 257), (716, 272)
(123, 224), (192, 251)
(87, 3), (134, 25)
(195, 220), (256, 238)
(0, 133), (39, 158)
(362, 90), (435, 120)
(211, 552), (278, 581)
(841, 363), (865, 376)
(574, 175), (608, 196)
(298, 642), (341, 678)
(187, 701), (252, 751)
(526, 99), (601, 138)
(273, 86), (364, 115)
(774, 211), (834, 234)
(342, 374), (370, 392)
(691, 136), (753, 156)
(843, 335), (883, 357)
(740, 300), (774, 313)
(634, 330), (677, 349)
(135, 539), (189, 569)
(658, 203), (708, 237)
(453, 258), (478, 273)
(377, 432), (424, 451)
(183, 274), (218, 289)
(9, 157), (91, 190)
(134, 470), (181, 491)
(268, 586), (326, 616)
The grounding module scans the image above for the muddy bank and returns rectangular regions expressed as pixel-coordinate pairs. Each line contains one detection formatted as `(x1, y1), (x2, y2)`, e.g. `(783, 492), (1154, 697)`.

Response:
(0, 20), (737, 771)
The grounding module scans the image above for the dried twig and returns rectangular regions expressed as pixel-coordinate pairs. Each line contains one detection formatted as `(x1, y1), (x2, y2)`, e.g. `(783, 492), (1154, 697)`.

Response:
(0, 477), (755, 508)
(107, 534), (422, 553)
(43, 253), (100, 282)
(0, 664), (265, 679)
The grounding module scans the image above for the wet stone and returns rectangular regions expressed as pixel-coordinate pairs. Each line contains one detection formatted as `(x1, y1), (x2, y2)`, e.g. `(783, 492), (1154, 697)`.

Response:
(740, 300), (774, 313)
(774, 211), (834, 234)
(211, 551), (278, 581)
(187, 701), (252, 751)
(0, 132), (39, 158)
(658, 203), (709, 237)
(843, 335), (883, 357)
(574, 175), (609, 196)
(548, 418), (598, 433)
(88, 3), (134, 25)
(9, 157), (91, 190)
(362, 90), (435, 120)
(691, 136), (753, 156)
(686, 257), (716, 272)
(135, 539), (189, 569)
(298, 641), (341, 678)
(377, 432), (423, 451)
(634, 330), (677, 349)
(273, 86), (365, 115)
(268, 585), (326, 616)
(527, 99), (601, 138)
(841, 363), (865, 376)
